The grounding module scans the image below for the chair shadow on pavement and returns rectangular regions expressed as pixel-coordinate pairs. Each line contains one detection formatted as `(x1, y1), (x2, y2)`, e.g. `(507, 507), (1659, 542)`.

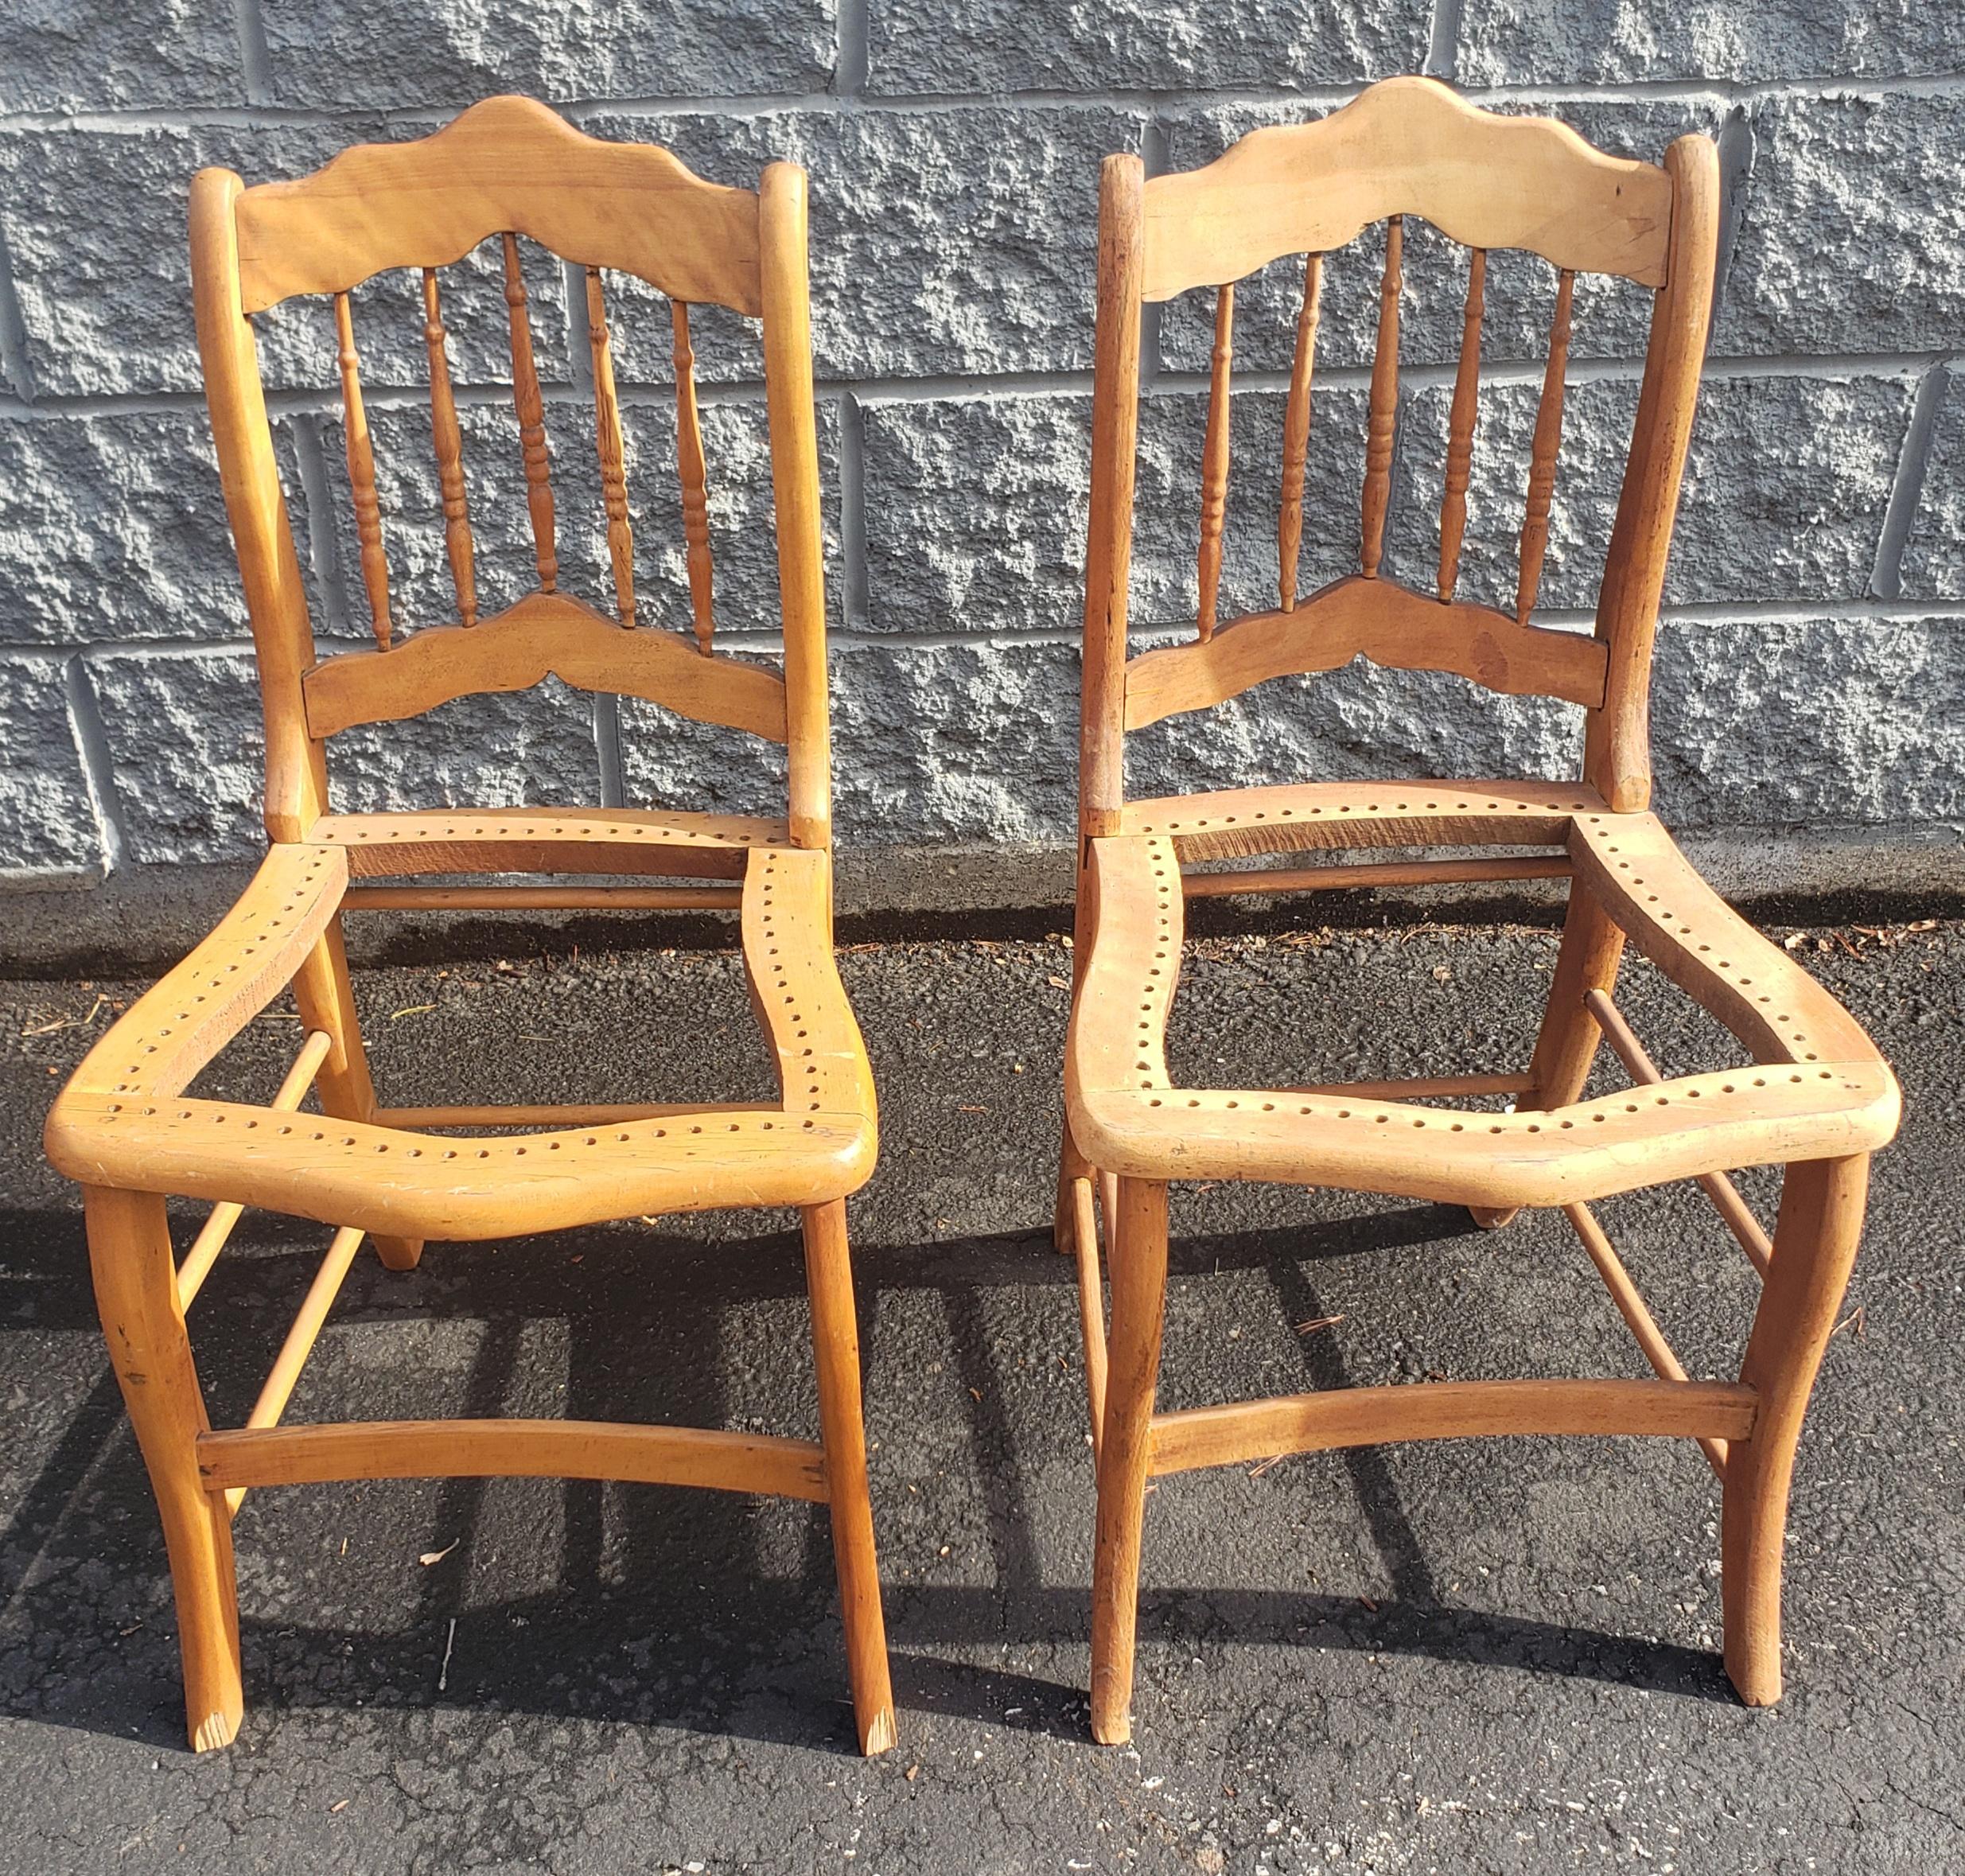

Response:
(0, 1204), (1731, 1758)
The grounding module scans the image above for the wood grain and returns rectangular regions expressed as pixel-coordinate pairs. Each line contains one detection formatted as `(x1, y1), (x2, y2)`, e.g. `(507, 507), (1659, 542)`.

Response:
(1139, 76), (1672, 301)
(1277, 251), (1323, 614)
(501, 232), (558, 593)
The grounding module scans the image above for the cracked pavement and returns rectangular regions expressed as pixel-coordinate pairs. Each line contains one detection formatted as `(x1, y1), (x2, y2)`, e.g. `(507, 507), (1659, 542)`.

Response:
(1, 909), (1960, 1873)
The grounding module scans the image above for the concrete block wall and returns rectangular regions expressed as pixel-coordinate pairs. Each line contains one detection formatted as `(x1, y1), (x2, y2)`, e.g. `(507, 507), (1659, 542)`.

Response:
(2, 3), (1963, 891)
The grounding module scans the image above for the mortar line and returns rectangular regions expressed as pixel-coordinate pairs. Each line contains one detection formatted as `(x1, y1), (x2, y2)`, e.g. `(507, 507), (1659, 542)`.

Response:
(835, 391), (871, 628)
(12, 69), (1965, 134)
(0, 226), (38, 406)
(61, 656), (127, 873)
(289, 411), (350, 634)
(232, 0), (275, 105)
(592, 693), (625, 808)
(834, 0), (870, 97)
(4, 345), (1949, 431)
(1871, 361), (1951, 599)
(1425, 0), (1466, 81)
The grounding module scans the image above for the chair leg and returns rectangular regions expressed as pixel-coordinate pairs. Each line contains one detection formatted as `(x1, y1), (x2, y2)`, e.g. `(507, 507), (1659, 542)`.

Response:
(292, 918), (423, 1271)
(801, 1199), (897, 1756)
(1471, 884), (1627, 1231)
(1056, 1120), (1093, 1255)
(1722, 1154), (1868, 1706)
(84, 1185), (244, 1753)
(1090, 1177), (1169, 1745)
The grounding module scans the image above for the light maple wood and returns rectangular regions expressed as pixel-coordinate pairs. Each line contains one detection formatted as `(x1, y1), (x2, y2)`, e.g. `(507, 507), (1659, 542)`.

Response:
(1150, 1376), (1753, 1476)
(1277, 252), (1322, 614)
(198, 1419), (828, 1500)
(1361, 216), (1403, 579)
(1585, 987), (1775, 1275)
(302, 591), (789, 742)
(671, 300), (717, 654)
(1562, 1201), (1728, 1475)
(420, 267), (478, 626)
(233, 95), (763, 316)
(332, 291), (392, 648)
(1516, 267), (1575, 625)
(1196, 283), (1235, 642)
(1139, 76), (1674, 302)
(56, 108), (891, 1756)
(1180, 853), (1570, 899)
(1123, 577), (1609, 730)
(586, 266), (637, 628)
(1438, 247), (1484, 602)
(1062, 82), (1897, 1742)
(500, 233), (558, 593)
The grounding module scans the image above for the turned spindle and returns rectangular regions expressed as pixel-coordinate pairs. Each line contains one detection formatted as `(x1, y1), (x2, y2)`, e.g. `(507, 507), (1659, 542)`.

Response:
(1516, 267), (1575, 625)
(332, 290), (392, 650)
(500, 234), (557, 594)
(1361, 216), (1403, 580)
(1278, 252), (1323, 615)
(586, 267), (637, 629)
(671, 300), (716, 655)
(420, 268), (477, 627)
(1438, 247), (1486, 603)
(1196, 282), (1235, 643)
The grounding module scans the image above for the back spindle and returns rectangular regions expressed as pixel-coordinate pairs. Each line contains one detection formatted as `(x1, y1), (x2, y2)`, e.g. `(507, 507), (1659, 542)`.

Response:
(332, 291), (392, 650)
(1361, 216), (1403, 580)
(1196, 282), (1235, 643)
(1278, 252), (1323, 614)
(420, 268), (477, 627)
(671, 301), (716, 655)
(1438, 247), (1486, 603)
(1516, 267), (1575, 625)
(500, 234), (557, 594)
(585, 267), (637, 629)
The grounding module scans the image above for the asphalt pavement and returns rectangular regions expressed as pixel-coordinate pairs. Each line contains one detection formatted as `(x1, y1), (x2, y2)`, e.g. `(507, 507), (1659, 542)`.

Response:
(1, 907), (1959, 1874)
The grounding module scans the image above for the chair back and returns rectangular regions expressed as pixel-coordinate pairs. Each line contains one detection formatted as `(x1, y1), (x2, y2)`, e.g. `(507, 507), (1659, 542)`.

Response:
(191, 96), (835, 848)
(1079, 76), (1719, 834)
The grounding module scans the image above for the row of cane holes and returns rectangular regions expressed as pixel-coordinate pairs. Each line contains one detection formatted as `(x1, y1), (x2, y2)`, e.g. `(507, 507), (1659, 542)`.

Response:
(111, 854), (333, 1092)
(1125, 831), (1844, 1111)
(1135, 796), (1591, 836)
(104, 848), (841, 1135)
(95, 1107), (824, 1152)
(337, 821), (761, 846)
(754, 857), (829, 1111)
(1586, 816), (1823, 1061)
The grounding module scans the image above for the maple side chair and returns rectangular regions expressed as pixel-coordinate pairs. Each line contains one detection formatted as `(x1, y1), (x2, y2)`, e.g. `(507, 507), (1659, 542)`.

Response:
(1057, 76), (1901, 1743)
(44, 98), (897, 1757)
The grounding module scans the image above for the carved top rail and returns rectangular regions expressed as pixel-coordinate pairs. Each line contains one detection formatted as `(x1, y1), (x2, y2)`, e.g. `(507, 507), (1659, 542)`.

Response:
(1138, 77), (1673, 300)
(232, 95), (762, 315)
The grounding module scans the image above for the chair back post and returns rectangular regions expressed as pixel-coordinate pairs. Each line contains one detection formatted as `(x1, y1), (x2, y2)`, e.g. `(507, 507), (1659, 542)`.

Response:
(1583, 134), (1721, 813)
(1080, 154), (1147, 845)
(759, 161), (831, 851)
(189, 167), (329, 841)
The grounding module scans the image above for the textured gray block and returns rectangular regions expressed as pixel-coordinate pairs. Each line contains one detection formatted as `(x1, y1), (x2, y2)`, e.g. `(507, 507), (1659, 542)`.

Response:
(1652, 618), (1965, 827)
(1158, 99), (1724, 376)
(1391, 371), (1911, 613)
(261, 0), (839, 108)
(861, 386), (1369, 638)
(0, 119), (571, 401)
(88, 648), (603, 862)
(0, 411), (241, 645)
(1457, 0), (1965, 84)
(1718, 90), (1965, 358)
(583, 105), (1150, 381)
(867, 0), (1430, 95)
(0, 658), (102, 874)
(0, 2), (243, 114)
(1899, 366), (1965, 603)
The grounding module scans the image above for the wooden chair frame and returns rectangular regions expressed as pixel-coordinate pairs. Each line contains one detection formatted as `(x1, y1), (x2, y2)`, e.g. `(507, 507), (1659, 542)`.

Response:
(1056, 78), (1901, 1743)
(45, 99), (894, 1757)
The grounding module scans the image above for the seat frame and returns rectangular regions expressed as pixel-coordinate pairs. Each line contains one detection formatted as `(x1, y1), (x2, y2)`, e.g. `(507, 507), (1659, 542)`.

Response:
(44, 101), (895, 1757)
(1056, 79), (1901, 1744)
